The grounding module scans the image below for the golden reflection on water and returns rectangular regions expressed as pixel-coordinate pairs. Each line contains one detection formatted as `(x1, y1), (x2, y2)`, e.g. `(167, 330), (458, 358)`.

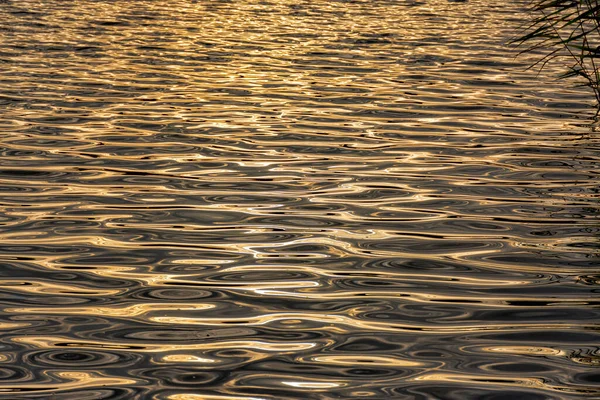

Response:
(0, 372), (137, 393)
(0, 0), (599, 398)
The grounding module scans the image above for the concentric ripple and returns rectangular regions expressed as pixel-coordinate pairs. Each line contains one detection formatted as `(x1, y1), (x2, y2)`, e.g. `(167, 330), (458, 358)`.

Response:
(0, 0), (599, 399)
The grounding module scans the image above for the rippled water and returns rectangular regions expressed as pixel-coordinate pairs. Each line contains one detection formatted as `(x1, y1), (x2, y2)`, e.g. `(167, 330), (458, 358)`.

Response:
(1, 0), (599, 398)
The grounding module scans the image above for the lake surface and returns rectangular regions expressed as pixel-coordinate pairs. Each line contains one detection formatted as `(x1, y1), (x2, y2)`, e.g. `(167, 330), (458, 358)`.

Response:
(0, 0), (599, 399)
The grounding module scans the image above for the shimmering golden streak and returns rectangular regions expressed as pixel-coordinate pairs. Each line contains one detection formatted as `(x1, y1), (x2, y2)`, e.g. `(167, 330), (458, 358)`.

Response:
(14, 336), (318, 353)
(410, 372), (597, 395)
(161, 355), (219, 364)
(222, 265), (530, 286)
(169, 394), (267, 400)
(0, 256), (588, 307)
(250, 289), (598, 307)
(302, 355), (424, 367)
(0, 213), (133, 223)
(172, 259), (236, 265)
(0, 222), (580, 254)
(5, 303), (215, 317)
(0, 372), (136, 393)
(0, 280), (122, 296)
(91, 270), (320, 290)
(0, 236), (279, 256)
(0, 235), (502, 260)
(7, 256), (590, 308)
(281, 381), (343, 389)
(478, 346), (564, 357)
(151, 312), (596, 333)
(0, 322), (29, 331)
(159, 349), (276, 367)
(2, 258), (320, 290)
(447, 254), (599, 274)
(0, 165), (241, 183)
(412, 372), (542, 385)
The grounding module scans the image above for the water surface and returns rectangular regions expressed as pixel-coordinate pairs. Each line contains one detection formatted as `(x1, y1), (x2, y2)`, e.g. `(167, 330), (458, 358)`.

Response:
(0, 0), (599, 399)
